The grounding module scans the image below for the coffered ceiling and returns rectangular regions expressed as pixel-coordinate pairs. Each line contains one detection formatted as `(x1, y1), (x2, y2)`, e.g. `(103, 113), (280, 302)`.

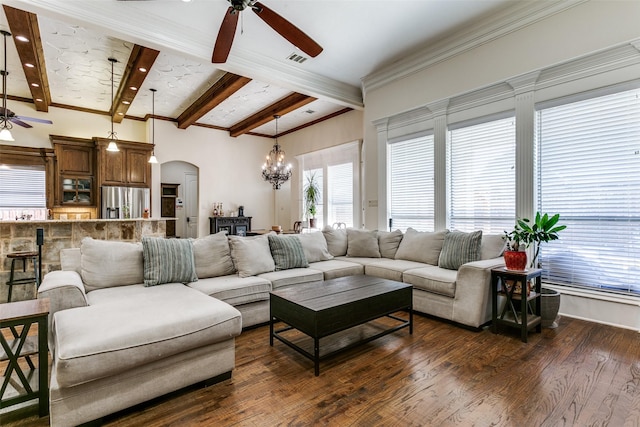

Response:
(0, 0), (514, 138)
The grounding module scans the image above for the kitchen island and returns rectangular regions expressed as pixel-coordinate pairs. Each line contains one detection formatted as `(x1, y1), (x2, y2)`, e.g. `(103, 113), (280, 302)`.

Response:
(0, 218), (168, 303)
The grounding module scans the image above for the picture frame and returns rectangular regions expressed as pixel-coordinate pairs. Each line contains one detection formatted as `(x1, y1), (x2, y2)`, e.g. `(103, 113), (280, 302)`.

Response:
(235, 225), (247, 236)
(219, 225), (232, 235)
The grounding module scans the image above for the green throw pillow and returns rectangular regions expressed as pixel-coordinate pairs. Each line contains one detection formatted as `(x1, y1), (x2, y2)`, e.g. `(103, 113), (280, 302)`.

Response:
(142, 237), (198, 286)
(438, 230), (483, 270)
(268, 235), (309, 270)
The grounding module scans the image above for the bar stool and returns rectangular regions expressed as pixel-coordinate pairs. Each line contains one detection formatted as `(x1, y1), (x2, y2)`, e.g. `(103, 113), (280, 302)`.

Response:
(5, 251), (39, 302)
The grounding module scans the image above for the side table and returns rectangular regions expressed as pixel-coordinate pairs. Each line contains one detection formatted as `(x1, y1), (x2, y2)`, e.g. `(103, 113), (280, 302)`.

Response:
(0, 298), (50, 417)
(491, 268), (542, 343)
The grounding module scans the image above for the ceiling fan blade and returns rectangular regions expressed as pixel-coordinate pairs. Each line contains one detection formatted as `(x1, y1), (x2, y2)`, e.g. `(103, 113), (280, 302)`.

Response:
(14, 115), (53, 125)
(212, 7), (239, 63)
(10, 118), (33, 128)
(252, 2), (323, 58)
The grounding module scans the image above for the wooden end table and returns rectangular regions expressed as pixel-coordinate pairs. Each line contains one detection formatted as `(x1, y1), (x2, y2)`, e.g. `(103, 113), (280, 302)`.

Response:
(0, 298), (50, 417)
(491, 268), (542, 342)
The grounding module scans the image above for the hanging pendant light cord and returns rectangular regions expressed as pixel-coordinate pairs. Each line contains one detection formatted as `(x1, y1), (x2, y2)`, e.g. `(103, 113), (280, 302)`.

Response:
(1, 31), (9, 125)
(110, 58), (114, 136)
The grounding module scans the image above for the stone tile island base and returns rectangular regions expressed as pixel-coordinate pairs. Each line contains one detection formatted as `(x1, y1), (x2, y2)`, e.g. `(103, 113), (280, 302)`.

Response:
(0, 219), (167, 303)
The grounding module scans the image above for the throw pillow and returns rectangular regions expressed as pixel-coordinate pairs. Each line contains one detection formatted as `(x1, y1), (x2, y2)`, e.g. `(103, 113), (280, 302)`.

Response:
(191, 232), (236, 279)
(480, 234), (507, 260)
(346, 229), (381, 258)
(142, 237), (198, 286)
(228, 234), (276, 277)
(438, 230), (483, 270)
(297, 232), (333, 262)
(395, 228), (448, 265)
(377, 229), (404, 259)
(322, 226), (348, 257)
(268, 235), (309, 270)
(80, 237), (144, 292)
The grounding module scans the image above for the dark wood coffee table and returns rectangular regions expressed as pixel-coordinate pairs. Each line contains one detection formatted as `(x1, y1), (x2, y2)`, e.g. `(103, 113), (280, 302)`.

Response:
(269, 275), (412, 375)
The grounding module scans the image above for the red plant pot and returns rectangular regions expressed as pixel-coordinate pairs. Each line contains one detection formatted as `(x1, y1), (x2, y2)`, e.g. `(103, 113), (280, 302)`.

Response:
(504, 250), (527, 271)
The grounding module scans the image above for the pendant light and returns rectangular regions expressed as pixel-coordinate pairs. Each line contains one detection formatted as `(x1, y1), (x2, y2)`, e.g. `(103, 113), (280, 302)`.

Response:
(106, 57), (119, 152)
(0, 30), (14, 142)
(261, 115), (292, 190)
(148, 88), (158, 164)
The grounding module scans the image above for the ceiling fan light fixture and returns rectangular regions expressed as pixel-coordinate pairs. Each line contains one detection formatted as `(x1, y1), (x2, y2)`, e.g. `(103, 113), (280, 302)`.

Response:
(0, 127), (14, 141)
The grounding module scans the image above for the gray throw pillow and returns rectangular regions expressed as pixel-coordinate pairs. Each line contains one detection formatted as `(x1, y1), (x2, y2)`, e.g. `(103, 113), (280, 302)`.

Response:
(268, 235), (309, 270)
(80, 237), (144, 292)
(142, 237), (198, 286)
(322, 226), (348, 256)
(228, 234), (276, 277)
(346, 229), (381, 258)
(297, 232), (333, 262)
(377, 229), (404, 259)
(395, 228), (448, 265)
(191, 232), (236, 278)
(438, 230), (483, 270)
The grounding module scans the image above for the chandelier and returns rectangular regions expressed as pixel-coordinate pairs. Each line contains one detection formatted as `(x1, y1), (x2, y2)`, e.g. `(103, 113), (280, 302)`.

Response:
(261, 115), (292, 190)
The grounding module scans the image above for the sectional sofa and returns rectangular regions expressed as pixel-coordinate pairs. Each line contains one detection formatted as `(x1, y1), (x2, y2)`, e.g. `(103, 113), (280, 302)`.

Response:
(38, 227), (505, 426)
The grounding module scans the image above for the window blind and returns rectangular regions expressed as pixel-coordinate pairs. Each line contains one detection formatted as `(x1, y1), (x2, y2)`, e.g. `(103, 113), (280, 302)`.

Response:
(0, 166), (46, 208)
(448, 115), (516, 233)
(327, 162), (353, 227)
(537, 87), (640, 295)
(388, 135), (434, 232)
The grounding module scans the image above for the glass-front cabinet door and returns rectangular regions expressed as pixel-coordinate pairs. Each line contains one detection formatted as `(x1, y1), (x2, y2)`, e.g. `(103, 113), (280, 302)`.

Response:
(61, 177), (93, 205)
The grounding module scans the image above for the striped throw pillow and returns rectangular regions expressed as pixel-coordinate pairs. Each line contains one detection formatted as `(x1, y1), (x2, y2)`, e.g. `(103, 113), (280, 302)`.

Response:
(438, 230), (483, 270)
(268, 235), (309, 270)
(142, 237), (198, 286)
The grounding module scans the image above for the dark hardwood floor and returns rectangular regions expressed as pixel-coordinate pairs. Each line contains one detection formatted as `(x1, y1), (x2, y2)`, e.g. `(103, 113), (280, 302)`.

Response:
(4, 313), (639, 426)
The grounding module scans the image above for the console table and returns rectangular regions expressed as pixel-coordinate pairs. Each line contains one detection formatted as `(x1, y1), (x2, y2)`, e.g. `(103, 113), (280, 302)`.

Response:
(0, 298), (50, 417)
(209, 216), (252, 236)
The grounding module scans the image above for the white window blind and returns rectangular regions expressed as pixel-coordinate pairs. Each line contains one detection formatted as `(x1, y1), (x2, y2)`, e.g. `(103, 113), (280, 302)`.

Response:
(0, 166), (46, 208)
(537, 87), (640, 295)
(388, 135), (434, 232)
(448, 115), (515, 233)
(327, 162), (353, 227)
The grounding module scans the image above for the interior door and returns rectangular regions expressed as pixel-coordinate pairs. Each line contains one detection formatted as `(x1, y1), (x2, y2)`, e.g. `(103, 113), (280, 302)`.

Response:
(184, 172), (198, 238)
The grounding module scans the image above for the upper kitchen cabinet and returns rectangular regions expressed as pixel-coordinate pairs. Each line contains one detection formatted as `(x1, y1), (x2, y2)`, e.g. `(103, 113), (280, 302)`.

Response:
(50, 135), (96, 206)
(94, 138), (153, 188)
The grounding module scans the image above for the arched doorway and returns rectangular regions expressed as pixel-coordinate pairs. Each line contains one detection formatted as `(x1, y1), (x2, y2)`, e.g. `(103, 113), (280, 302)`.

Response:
(161, 161), (199, 238)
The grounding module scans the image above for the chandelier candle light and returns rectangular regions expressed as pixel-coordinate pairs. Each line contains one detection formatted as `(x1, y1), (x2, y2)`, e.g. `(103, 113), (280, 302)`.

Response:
(261, 114), (292, 189)
(106, 57), (119, 152)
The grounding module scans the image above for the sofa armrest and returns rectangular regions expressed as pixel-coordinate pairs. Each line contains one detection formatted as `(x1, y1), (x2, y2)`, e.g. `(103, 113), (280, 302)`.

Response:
(38, 270), (88, 352)
(451, 257), (505, 328)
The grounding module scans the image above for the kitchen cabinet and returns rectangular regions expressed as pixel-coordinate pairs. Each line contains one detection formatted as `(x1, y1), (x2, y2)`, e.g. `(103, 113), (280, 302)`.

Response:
(94, 138), (152, 188)
(50, 136), (96, 206)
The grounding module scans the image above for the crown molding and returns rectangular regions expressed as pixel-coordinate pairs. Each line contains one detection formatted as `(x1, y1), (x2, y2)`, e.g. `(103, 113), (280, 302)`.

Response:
(362, 0), (588, 95)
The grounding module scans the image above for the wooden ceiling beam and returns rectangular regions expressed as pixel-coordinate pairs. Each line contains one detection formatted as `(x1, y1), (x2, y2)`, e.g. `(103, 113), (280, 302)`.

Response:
(229, 93), (316, 137)
(112, 44), (160, 123)
(177, 73), (251, 129)
(3, 5), (51, 112)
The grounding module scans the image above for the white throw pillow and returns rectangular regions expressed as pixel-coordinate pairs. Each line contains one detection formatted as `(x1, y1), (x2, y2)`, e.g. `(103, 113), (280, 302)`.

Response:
(377, 229), (404, 259)
(228, 234), (275, 278)
(322, 226), (348, 257)
(191, 232), (236, 278)
(394, 228), (448, 265)
(80, 237), (144, 292)
(346, 229), (381, 258)
(297, 232), (333, 262)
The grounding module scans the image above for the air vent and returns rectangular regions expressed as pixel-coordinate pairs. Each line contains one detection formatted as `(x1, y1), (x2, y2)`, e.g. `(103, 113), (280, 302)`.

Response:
(287, 53), (308, 64)
(305, 109), (315, 114)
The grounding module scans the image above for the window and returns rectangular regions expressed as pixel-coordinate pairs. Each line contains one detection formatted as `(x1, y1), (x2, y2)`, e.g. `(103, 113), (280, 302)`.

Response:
(537, 86), (640, 295)
(0, 165), (47, 220)
(388, 135), (434, 231)
(297, 141), (360, 229)
(448, 115), (515, 233)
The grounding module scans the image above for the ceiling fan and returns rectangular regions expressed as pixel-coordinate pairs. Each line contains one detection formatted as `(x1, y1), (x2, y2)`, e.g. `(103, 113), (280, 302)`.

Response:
(212, 0), (323, 63)
(0, 30), (52, 141)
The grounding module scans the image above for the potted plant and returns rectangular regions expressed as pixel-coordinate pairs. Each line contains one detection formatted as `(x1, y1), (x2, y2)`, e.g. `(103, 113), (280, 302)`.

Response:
(304, 173), (320, 228)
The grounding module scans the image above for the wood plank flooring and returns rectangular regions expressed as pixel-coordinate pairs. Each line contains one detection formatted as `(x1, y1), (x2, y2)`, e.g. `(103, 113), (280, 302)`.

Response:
(3, 313), (639, 426)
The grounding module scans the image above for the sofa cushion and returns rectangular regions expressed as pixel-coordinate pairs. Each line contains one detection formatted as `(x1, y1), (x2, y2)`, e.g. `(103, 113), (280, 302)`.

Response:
(55, 283), (241, 388)
(228, 234), (275, 277)
(438, 230), (482, 270)
(187, 275), (271, 306)
(258, 268), (323, 290)
(60, 248), (81, 274)
(365, 259), (429, 282)
(346, 229), (381, 258)
(480, 234), (507, 260)
(308, 260), (364, 280)
(142, 237), (197, 286)
(395, 228), (448, 265)
(322, 227), (348, 256)
(377, 229), (404, 259)
(268, 235), (309, 270)
(297, 232), (333, 262)
(80, 237), (144, 292)
(403, 266), (458, 297)
(191, 232), (235, 279)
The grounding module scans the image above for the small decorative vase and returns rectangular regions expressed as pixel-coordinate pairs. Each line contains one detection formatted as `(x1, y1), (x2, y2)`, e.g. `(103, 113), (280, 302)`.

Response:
(309, 218), (316, 229)
(541, 288), (561, 328)
(504, 250), (527, 271)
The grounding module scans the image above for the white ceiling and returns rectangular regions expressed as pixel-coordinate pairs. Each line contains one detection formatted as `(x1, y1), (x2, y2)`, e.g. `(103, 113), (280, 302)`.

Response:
(1, 0), (514, 136)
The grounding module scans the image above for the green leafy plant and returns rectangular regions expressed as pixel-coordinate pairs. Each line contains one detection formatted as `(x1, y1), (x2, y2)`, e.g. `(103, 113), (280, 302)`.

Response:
(503, 212), (567, 267)
(304, 172), (320, 220)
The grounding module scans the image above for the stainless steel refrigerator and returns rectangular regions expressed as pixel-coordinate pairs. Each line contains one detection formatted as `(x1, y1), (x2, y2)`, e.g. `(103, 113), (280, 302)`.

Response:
(102, 186), (150, 219)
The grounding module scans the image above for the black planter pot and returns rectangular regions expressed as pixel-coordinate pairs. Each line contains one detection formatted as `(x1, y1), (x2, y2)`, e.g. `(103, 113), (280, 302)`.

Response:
(540, 288), (561, 328)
